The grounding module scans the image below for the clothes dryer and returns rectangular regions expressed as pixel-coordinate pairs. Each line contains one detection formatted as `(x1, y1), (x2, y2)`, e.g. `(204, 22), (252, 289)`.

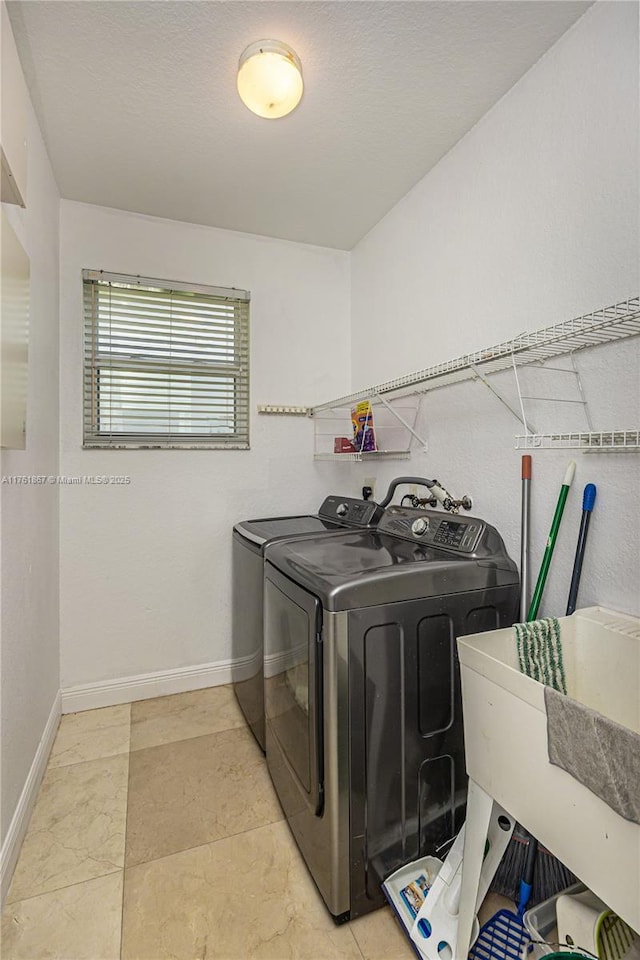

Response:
(263, 505), (519, 921)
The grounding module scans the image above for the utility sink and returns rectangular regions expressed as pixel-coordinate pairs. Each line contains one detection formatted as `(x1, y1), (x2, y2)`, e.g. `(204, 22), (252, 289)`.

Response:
(457, 607), (640, 934)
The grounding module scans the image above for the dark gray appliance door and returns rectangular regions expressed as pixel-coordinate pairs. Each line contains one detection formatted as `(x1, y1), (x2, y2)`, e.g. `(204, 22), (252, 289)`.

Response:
(264, 564), (323, 817)
(232, 531), (265, 750)
(347, 584), (519, 919)
(232, 516), (337, 753)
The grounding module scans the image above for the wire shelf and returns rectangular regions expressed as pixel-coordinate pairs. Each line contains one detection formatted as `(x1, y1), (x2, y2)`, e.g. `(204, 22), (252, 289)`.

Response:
(311, 297), (640, 413)
(515, 431), (640, 452)
(313, 395), (423, 459)
(313, 450), (412, 462)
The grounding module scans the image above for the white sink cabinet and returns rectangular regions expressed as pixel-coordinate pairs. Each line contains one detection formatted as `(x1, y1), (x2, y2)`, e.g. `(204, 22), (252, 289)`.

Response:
(455, 607), (640, 960)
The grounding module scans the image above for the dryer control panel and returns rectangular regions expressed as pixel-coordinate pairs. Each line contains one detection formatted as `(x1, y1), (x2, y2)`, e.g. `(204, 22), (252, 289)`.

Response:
(378, 506), (484, 553)
(318, 495), (382, 528)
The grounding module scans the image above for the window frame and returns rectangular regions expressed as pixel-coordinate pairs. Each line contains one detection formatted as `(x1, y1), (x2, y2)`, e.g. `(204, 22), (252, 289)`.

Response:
(82, 269), (250, 450)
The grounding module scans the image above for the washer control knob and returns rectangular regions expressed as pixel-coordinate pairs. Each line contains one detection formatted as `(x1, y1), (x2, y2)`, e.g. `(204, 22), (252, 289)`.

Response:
(336, 502), (349, 517)
(411, 517), (429, 536)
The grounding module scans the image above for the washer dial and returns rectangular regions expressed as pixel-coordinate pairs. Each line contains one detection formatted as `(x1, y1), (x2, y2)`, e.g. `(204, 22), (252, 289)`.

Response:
(411, 517), (429, 536)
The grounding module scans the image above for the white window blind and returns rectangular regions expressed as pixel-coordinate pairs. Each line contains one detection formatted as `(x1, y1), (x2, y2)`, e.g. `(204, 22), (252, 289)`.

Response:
(83, 270), (250, 449)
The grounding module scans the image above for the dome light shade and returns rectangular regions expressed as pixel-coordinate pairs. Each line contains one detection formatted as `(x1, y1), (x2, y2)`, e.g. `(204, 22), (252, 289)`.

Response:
(237, 40), (303, 119)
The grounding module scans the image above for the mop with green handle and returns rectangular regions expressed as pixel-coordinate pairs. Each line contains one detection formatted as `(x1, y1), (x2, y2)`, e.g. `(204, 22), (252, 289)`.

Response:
(528, 460), (576, 620)
(489, 460), (578, 910)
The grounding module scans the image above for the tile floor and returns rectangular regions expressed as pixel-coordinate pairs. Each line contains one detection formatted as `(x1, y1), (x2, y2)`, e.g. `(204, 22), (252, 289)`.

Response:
(2, 685), (417, 960)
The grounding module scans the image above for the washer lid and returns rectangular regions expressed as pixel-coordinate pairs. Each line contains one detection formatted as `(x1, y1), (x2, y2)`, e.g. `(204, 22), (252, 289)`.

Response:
(234, 515), (339, 548)
(264, 523), (518, 611)
(234, 495), (381, 548)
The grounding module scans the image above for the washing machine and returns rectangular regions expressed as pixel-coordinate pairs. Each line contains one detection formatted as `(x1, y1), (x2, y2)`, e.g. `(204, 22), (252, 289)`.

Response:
(232, 494), (382, 750)
(263, 504), (519, 922)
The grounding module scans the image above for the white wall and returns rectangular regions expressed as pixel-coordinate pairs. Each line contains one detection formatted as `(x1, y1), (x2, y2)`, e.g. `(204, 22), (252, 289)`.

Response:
(1, 64), (60, 859)
(348, 2), (640, 618)
(352, 2), (638, 381)
(59, 202), (350, 690)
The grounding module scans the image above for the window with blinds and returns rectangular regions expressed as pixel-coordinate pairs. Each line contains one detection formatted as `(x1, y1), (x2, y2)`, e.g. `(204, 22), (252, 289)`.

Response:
(83, 270), (250, 449)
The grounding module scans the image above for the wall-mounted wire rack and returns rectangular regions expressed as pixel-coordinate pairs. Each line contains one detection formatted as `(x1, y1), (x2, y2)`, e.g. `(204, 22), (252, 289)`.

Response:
(312, 395), (423, 461)
(515, 431), (640, 453)
(310, 296), (640, 456)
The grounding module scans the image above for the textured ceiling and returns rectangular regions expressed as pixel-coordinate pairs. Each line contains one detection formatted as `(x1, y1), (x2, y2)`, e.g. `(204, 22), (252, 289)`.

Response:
(8, 1), (591, 249)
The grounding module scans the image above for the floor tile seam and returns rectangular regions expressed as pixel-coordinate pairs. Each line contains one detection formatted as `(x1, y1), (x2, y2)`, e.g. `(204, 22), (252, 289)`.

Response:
(43, 748), (133, 778)
(4, 866), (124, 908)
(119, 743), (131, 960)
(127, 721), (249, 753)
(349, 926), (367, 960)
(123, 812), (287, 873)
(47, 747), (131, 771)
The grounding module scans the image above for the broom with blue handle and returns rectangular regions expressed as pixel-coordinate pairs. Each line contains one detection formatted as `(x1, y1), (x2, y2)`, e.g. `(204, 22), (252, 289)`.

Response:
(566, 483), (597, 615)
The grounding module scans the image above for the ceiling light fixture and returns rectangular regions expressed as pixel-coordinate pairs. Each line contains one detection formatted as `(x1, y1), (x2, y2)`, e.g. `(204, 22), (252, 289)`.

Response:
(237, 40), (303, 119)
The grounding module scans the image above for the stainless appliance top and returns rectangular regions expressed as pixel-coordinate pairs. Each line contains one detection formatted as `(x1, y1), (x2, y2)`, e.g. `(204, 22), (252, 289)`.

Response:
(264, 505), (519, 611)
(233, 495), (382, 549)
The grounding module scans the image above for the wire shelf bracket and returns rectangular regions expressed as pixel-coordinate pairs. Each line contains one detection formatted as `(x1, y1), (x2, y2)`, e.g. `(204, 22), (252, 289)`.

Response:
(469, 361), (538, 433)
(373, 392), (428, 452)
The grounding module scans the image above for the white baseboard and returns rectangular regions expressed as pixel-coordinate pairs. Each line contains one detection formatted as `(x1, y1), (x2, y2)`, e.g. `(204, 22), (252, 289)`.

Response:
(60, 656), (244, 713)
(1, 691), (62, 905)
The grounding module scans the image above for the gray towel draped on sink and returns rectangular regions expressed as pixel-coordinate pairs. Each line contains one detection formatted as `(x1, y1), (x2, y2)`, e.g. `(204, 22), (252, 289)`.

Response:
(544, 686), (640, 825)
